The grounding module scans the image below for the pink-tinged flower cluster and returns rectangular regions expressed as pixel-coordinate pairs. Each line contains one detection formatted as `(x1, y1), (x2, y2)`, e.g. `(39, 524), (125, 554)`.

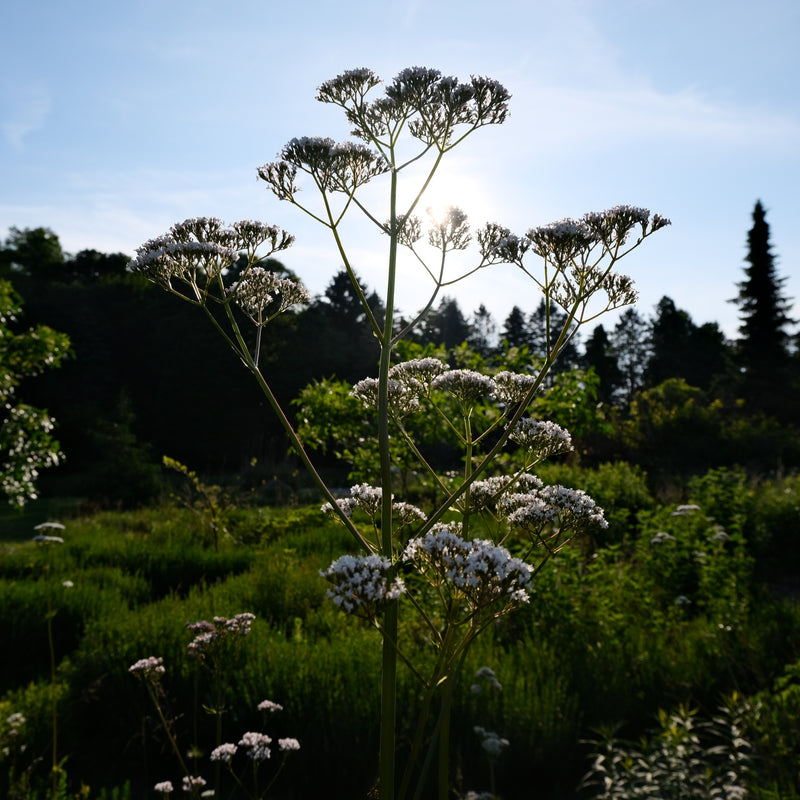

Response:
(210, 742), (237, 764)
(128, 656), (165, 681)
(186, 613), (256, 657)
(181, 775), (206, 793)
(257, 699), (283, 713)
(278, 737), (301, 752)
(238, 731), (272, 761)
(320, 554), (406, 615)
(153, 781), (173, 795)
(403, 525), (533, 609)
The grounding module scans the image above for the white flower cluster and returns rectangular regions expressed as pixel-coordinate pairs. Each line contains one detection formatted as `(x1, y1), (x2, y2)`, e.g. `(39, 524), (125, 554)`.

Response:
(322, 484), (426, 527)
(431, 369), (496, 405)
(153, 780), (173, 795)
(128, 218), (294, 291)
(471, 665), (503, 693)
(128, 656), (165, 681)
(322, 483), (383, 518)
(507, 419), (573, 458)
(229, 267), (309, 323)
(320, 553), (406, 615)
(238, 731), (272, 761)
(403, 525), (533, 609)
(185, 613), (256, 656)
(278, 737), (301, 752)
(258, 136), (390, 199)
(427, 206), (471, 251)
(500, 484), (608, 535)
(1, 404), (63, 506)
(388, 357), (448, 385)
(469, 473), (543, 513)
(257, 699), (283, 713)
(493, 370), (538, 405)
(351, 377), (421, 417)
(473, 725), (510, 758)
(182, 775), (207, 793)
(210, 742), (238, 763)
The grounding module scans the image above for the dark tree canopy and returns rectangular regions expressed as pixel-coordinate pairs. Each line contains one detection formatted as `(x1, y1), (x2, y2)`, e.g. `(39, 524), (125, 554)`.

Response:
(731, 201), (796, 416)
(583, 324), (623, 403)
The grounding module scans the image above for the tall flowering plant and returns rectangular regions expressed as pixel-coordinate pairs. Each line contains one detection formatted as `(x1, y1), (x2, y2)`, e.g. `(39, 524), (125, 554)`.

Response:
(129, 66), (669, 799)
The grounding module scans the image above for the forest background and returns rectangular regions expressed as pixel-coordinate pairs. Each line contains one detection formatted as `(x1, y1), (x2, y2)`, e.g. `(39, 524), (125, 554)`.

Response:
(1, 199), (798, 511)
(1, 199), (800, 799)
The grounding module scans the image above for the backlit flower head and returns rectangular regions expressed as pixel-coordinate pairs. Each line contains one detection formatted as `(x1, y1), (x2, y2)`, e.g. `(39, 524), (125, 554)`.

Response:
(469, 473), (544, 513)
(230, 267), (309, 323)
(501, 484), (607, 536)
(278, 737), (301, 752)
(129, 219), (294, 294)
(403, 525), (533, 609)
(427, 206), (471, 251)
(507, 419), (573, 458)
(492, 371), (538, 405)
(321, 553), (406, 616)
(238, 731), (272, 761)
(351, 377), (422, 417)
(129, 656), (166, 682)
(210, 743), (237, 763)
(389, 357), (449, 387)
(431, 369), (496, 405)
(182, 775), (207, 793)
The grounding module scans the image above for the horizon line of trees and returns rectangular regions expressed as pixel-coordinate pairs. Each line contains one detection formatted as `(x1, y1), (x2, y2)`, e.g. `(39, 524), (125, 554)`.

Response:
(1, 200), (798, 506)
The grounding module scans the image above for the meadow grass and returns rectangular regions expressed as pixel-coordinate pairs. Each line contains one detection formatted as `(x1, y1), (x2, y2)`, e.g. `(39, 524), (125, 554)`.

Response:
(1, 467), (799, 798)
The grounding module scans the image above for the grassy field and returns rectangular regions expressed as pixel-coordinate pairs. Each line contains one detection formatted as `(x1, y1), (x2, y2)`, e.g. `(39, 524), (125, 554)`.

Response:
(1, 464), (800, 799)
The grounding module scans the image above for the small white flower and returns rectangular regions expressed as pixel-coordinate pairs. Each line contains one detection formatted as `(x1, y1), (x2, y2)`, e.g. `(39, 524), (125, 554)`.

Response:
(182, 775), (206, 793)
(257, 699), (283, 713)
(238, 731), (272, 761)
(128, 656), (165, 680)
(278, 737), (301, 752)
(650, 531), (676, 544)
(210, 743), (237, 763)
(62, 580), (74, 588)
(154, 781), (174, 794)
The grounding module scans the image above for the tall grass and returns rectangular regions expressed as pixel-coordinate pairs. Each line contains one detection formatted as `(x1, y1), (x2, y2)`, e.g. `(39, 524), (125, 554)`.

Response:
(2, 470), (800, 798)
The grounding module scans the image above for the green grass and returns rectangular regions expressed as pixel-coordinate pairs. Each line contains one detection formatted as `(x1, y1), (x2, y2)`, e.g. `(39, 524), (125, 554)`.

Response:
(1, 470), (799, 799)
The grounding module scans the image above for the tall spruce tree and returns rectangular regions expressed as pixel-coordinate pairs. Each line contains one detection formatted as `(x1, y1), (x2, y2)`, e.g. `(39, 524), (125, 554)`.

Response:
(732, 201), (795, 417)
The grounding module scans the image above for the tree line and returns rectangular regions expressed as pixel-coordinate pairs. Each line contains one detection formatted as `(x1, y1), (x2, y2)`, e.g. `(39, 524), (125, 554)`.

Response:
(1, 201), (798, 506)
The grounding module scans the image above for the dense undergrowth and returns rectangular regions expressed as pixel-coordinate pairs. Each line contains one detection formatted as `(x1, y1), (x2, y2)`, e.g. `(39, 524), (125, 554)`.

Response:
(1, 463), (799, 799)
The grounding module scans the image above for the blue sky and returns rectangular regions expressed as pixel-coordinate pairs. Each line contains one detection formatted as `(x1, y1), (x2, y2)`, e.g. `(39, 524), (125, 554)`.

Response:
(2, 0), (798, 339)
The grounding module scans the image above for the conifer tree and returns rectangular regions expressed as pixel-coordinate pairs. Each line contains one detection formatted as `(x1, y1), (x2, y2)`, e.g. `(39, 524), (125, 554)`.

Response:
(732, 201), (795, 417)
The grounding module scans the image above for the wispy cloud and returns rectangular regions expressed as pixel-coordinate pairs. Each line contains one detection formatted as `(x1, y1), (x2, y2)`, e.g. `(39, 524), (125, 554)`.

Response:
(1, 81), (51, 149)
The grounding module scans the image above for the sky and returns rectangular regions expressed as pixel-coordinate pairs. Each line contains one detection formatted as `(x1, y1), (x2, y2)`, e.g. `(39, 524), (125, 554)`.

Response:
(2, 0), (799, 341)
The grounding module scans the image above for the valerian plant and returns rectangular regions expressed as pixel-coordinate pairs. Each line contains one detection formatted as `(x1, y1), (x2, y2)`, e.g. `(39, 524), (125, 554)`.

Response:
(129, 66), (669, 799)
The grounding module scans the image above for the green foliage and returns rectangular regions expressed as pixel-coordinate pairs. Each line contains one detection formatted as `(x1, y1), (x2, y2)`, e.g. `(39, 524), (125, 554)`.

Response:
(622, 378), (800, 478)
(0, 279), (71, 507)
(0, 485), (798, 798)
(581, 700), (754, 799)
(536, 460), (653, 543)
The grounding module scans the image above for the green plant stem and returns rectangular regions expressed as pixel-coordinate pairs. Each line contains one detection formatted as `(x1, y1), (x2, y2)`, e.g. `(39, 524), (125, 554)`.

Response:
(378, 164), (400, 800)
(46, 608), (58, 799)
